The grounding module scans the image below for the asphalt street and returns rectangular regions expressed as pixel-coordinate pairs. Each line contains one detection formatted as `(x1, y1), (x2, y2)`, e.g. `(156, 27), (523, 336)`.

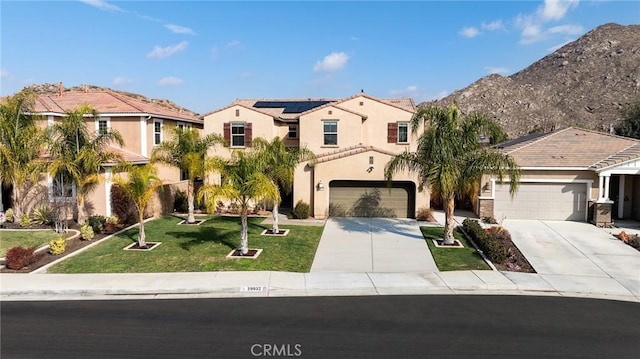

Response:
(2, 295), (639, 358)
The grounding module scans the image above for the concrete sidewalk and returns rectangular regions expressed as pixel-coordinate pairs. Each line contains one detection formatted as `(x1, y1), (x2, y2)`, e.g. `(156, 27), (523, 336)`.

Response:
(1, 270), (638, 302)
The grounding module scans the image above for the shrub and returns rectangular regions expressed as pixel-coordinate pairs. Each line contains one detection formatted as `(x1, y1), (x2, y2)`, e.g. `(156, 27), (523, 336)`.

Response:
(87, 215), (106, 233)
(5, 246), (37, 270)
(49, 238), (67, 255)
(80, 223), (95, 240)
(111, 185), (136, 225)
(106, 215), (118, 224)
(482, 216), (498, 224)
(19, 213), (31, 227)
(416, 206), (432, 221)
(174, 190), (188, 213)
(291, 200), (311, 219)
(5, 208), (14, 222)
(32, 204), (54, 225)
(462, 218), (507, 264)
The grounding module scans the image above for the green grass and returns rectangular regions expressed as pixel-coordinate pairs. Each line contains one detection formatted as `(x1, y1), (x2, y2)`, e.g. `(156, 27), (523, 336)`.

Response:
(420, 226), (491, 271)
(48, 216), (323, 273)
(0, 230), (64, 257)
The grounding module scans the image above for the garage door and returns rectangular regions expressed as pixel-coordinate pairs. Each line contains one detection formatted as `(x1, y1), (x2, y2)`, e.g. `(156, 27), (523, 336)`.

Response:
(494, 182), (587, 221)
(329, 180), (415, 218)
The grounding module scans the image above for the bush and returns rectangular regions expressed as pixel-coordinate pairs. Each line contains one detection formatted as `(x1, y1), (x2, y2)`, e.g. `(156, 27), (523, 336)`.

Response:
(482, 216), (498, 224)
(19, 213), (31, 227)
(32, 204), (54, 225)
(291, 200), (311, 219)
(174, 190), (188, 213)
(49, 238), (67, 255)
(80, 223), (95, 240)
(462, 218), (507, 264)
(5, 208), (14, 222)
(5, 246), (38, 270)
(111, 185), (136, 225)
(87, 215), (106, 233)
(416, 206), (432, 221)
(106, 215), (118, 224)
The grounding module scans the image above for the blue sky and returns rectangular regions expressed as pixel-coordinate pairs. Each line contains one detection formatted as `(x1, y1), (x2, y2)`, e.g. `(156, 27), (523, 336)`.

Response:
(1, 0), (638, 114)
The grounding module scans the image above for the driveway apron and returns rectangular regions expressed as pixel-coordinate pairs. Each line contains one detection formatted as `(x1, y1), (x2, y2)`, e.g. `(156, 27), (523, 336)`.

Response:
(311, 218), (437, 273)
(503, 219), (640, 280)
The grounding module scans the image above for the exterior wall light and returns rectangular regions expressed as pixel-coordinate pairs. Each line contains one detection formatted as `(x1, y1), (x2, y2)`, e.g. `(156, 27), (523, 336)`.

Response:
(317, 180), (325, 191)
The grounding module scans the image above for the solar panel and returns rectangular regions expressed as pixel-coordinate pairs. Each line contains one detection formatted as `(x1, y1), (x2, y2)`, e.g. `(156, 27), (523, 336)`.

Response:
(253, 100), (332, 114)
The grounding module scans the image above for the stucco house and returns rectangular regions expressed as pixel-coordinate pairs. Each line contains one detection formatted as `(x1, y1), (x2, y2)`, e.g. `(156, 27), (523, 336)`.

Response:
(1, 86), (203, 218)
(477, 127), (640, 226)
(203, 93), (429, 219)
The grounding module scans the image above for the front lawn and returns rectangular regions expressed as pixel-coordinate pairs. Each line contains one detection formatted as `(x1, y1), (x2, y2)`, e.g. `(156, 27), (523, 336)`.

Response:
(420, 226), (490, 271)
(48, 216), (323, 273)
(0, 230), (63, 257)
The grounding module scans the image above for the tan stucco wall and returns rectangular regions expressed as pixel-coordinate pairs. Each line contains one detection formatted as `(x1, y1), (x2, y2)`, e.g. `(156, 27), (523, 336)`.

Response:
(294, 150), (428, 219)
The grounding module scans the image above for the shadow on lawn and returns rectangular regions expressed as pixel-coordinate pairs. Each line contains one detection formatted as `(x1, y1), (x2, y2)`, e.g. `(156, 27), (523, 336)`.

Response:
(165, 216), (271, 252)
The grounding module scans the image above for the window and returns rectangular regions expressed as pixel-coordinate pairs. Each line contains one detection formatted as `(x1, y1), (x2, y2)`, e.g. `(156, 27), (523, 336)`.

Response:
(177, 123), (184, 131)
(154, 120), (162, 145)
(288, 124), (298, 139)
(231, 123), (245, 147)
(98, 120), (108, 135)
(50, 173), (76, 201)
(180, 169), (189, 181)
(323, 121), (338, 146)
(398, 122), (409, 143)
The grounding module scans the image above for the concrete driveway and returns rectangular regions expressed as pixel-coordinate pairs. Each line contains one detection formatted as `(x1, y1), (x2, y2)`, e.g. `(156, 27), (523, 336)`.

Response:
(310, 218), (437, 273)
(503, 220), (640, 281)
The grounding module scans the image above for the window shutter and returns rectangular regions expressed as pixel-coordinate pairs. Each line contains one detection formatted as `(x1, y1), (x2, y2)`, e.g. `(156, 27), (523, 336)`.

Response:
(387, 122), (398, 143)
(245, 122), (253, 147)
(223, 122), (230, 145)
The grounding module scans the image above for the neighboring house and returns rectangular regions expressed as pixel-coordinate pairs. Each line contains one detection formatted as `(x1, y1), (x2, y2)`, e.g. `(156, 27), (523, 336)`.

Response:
(202, 92), (429, 219)
(9, 87), (204, 218)
(477, 127), (640, 226)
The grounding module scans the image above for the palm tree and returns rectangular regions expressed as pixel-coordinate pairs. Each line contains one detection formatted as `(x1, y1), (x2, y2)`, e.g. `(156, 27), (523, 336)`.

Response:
(385, 104), (520, 244)
(151, 126), (224, 224)
(199, 150), (280, 255)
(0, 90), (48, 215)
(112, 163), (163, 248)
(252, 137), (315, 233)
(48, 105), (123, 226)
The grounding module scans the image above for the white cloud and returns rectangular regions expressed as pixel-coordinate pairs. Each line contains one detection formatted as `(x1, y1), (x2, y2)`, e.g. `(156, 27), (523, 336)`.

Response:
(225, 40), (243, 49)
(548, 24), (583, 35)
(79, 0), (122, 12)
(157, 76), (184, 86)
(481, 20), (505, 31)
(313, 52), (349, 72)
(484, 66), (511, 75)
(459, 26), (480, 38)
(389, 86), (448, 102)
(0, 69), (9, 79)
(538, 0), (580, 21)
(165, 24), (196, 35)
(112, 76), (133, 85)
(349, 36), (360, 41)
(147, 41), (188, 58)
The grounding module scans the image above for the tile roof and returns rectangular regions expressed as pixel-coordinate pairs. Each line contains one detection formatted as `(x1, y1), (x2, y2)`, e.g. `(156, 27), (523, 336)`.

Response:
(314, 144), (397, 164)
(201, 93), (416, 120)
(103, 144), (150, 164)
(33, 91), (201, 123)
(497, 127), (640, 169)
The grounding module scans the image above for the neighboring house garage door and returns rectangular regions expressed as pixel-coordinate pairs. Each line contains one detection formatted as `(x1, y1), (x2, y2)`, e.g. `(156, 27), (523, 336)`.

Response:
(494, 182), (587, 221)
(329, 180), (415, 218)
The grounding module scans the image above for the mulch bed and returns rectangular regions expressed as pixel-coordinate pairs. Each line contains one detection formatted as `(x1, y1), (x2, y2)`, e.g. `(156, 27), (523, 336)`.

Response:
(228, 249), (260, 258)
(492, 235), (536, 273)
(0, 223), (121, 273)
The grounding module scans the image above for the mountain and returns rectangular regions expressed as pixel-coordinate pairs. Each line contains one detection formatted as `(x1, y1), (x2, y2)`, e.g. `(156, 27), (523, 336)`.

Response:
(22, 83), (200, 117)
(428, 23), (640, 138)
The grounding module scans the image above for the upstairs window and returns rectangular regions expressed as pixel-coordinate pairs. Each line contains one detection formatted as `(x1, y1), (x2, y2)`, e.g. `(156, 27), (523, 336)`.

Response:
(288, 124), (298, 139)
(397, 122), (409, 143)
(323, 121), (337, 146)
(154, 120), (163, 145)
(98, 120), (108, 135)
(223, 122), (253, 148)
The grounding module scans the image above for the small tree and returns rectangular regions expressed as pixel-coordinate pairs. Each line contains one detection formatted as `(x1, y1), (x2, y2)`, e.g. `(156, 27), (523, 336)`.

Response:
(199, 150), (280, 254)
(152, 126), (224, 224)
(112, 163), (163, 248)
(385, 104), (520, 245)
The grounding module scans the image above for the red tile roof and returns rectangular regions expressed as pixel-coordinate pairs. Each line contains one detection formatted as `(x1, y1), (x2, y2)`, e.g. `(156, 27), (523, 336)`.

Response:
(33, 91), (201, 123)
